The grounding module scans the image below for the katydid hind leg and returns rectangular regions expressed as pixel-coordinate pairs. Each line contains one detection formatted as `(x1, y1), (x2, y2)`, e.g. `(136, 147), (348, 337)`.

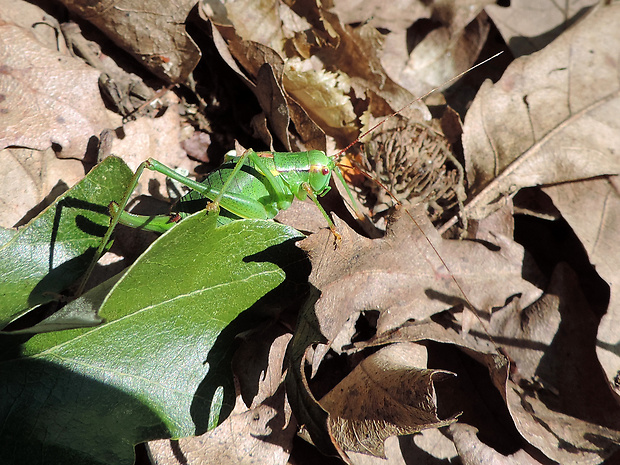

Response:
(78, 156), (233, 294)
(77, 159), (152, 295)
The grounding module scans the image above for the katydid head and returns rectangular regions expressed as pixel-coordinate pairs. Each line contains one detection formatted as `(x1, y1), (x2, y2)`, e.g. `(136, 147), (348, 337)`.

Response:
(306, 149), (335, 196)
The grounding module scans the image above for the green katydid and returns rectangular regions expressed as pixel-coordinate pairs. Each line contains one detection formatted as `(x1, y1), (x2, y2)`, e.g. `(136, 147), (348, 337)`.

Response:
(110, 148), (358, 233)
(79, 53), (502, 301)
(77, 147), (361, 294)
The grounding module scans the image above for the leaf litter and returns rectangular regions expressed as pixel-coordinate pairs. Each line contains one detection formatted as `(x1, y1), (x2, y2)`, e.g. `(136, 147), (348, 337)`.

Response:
(2, 0), (620, 464)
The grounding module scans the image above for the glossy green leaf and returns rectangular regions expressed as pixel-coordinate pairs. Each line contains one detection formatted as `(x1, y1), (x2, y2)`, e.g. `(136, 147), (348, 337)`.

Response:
(0, 211), (305, 465)
(0, 156), (133, 328)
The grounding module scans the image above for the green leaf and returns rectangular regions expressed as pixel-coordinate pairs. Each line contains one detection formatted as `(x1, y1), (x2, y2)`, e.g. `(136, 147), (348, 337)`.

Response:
(0, 156), (133, 328)
(0, 211), (305, 465)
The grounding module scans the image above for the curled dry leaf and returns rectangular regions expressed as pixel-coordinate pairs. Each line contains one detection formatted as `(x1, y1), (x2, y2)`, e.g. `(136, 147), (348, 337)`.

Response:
(494, 262), (620, 464)
(330, 0), (494, 98)
(461, 4), (620, 222)
(0, 17), (112, 159)
(301, 210), (542, 352)
(459, 2), (620, 404)
(320, 342), (458, 458)
(543, 178), (620, 401)
(363, 264), (620, 463)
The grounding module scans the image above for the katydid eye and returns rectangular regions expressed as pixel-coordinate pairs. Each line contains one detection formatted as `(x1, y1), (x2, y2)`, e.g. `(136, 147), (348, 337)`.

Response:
(322, 167), (329, 175)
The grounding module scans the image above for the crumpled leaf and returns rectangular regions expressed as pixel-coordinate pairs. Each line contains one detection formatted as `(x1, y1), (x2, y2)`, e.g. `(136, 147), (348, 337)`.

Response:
(201, 0), (430, 152)
(0, 17), (113, 158)
(0, 156), (132, 328)
(461, 4), (620, 221)
(0, 211), (305, 465)
(283, 57), (357, 135)
(59, 0), (200, 83)
(489, 263), (620, 464)
(301, 210), (542, 353)
(320, 342), (457, 457)
(486, 0), (599, 57)
(330, 0), (494, 98)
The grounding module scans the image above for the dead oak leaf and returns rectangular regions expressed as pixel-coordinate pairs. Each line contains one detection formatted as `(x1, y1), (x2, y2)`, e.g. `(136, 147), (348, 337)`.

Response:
(494, 263), (620, 464)
(286, 210), (540, 459)
(543, 177), (620, 401)
(60, 0), (200, 83)
(0, 22), (113, 159)
(299, 209), (542, 363)
(319, 342), (458, 458)
(461, 3), (620, 222)
(202, 0), (430, 152)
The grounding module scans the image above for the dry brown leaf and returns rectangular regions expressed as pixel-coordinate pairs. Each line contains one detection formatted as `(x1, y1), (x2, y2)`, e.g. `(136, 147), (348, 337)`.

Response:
(398, 263), (620, 463)
(203, 19), (317, 151)
(109, 101), (192, 201)
(490, 263), (620, 464)
(351, 262), (620, 464)
(59, 0), (200, 83)
(283, 58), (357, 135)
(380, 13), (490, 98)
(201, 0), (430, 152)
(301, 210), (542, 357)
(0, 148), (84, 228)
(331, 0), (493, 98)
(485, 0), (599, 57)
(147, 390), (294, 465)
(505, 386), (620, 465)
(0, 15), (113, 159)
(461, 3), (620, 222)
(286, 209), (542, 459)
(329, 0), (428, 30)
(232, 325), (293, 410)
(542, 178), (620, 401)
(320, 343), (457, 458)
